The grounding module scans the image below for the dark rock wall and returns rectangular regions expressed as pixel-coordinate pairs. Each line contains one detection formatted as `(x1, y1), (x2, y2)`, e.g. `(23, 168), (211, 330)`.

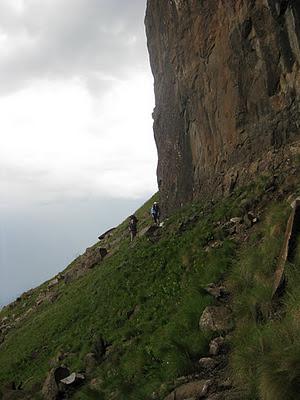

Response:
(145, 0), (300, 213)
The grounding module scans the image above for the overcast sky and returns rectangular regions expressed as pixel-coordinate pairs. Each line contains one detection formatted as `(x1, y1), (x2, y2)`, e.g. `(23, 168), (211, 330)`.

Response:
(0, 0), (157, 306)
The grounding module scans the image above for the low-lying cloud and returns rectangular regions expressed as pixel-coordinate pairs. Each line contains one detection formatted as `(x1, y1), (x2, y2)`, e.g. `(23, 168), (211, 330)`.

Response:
(0, 0), (157, 305)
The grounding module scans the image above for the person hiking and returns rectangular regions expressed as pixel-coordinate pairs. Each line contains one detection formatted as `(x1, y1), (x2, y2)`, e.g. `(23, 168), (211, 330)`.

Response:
(128, 215), (138, 241)
(151, 201), (161, 225)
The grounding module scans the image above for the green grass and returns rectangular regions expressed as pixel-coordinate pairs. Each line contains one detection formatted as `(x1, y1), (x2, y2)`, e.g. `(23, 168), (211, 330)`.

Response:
(2, 174), (300, 399)
(228, 200), (300, 400)
(0, 192), (240, 399)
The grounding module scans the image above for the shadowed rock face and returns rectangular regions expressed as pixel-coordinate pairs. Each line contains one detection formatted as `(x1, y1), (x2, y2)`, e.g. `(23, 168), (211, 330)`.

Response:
(145, 0), (300, 213)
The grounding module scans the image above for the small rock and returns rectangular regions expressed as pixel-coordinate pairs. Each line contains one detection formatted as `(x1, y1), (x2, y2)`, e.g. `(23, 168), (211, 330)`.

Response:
(230, 217), (242, 224)
(209, 337), (226, 356)
(164, 380), (212, 400)
(60, 372), (85, 385)
(198, 357), (218, 370)
(199, 306), (234, 333)
(48, 278), (59, 289)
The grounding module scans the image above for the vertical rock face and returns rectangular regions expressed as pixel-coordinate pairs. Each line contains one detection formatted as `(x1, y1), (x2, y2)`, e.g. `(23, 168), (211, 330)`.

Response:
(145, 0), (300, 213)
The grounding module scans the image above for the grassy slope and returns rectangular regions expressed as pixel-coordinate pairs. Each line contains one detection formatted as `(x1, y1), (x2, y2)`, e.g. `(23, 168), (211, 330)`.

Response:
(1, 174), (300, 399)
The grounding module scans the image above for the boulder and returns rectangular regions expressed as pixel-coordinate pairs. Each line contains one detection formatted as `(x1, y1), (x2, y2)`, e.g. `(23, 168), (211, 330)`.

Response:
(199, 307), (234, 333)
(164, 380), (212, 400)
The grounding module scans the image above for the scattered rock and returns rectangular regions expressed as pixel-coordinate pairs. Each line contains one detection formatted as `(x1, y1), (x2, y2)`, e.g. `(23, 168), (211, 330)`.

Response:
(199, 306), (234, 333)
(209, 337), (226, 356)
(164, 380), (212, 400)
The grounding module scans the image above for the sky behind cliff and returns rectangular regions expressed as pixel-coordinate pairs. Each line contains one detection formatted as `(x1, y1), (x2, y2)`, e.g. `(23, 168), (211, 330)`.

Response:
(0, 0), (156, 306)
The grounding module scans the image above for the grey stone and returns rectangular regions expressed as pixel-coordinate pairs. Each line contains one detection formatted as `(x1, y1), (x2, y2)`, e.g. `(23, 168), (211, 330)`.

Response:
(199, 306), (234, 333)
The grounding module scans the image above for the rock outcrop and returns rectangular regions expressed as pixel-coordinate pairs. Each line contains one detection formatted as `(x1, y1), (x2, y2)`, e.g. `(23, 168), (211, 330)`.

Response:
(146, 0), (300, 213)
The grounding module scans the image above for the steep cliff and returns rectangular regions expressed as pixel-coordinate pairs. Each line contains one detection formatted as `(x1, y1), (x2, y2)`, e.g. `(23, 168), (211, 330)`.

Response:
(146, 0), (300, 213)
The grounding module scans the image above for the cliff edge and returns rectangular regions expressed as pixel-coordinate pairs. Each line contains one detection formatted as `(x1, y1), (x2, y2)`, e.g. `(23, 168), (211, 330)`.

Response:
(146, 0), (300, 213)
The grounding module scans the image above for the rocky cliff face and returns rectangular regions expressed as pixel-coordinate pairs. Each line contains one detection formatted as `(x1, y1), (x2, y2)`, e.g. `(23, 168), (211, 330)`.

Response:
(146, 0), (300, 213)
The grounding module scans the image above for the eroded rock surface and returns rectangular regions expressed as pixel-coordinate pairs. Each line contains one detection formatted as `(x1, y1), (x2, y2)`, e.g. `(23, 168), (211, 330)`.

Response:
(146, 0), (300, 213)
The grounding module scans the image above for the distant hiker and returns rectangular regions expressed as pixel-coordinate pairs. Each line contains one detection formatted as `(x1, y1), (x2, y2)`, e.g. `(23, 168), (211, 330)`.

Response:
(151, 201), (161, 225)
(129, 215), (138, 241)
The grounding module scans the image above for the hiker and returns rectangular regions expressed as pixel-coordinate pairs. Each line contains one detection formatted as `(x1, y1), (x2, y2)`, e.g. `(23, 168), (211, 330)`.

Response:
(129, 215), (138, 241)
(151, 201), (161, 226)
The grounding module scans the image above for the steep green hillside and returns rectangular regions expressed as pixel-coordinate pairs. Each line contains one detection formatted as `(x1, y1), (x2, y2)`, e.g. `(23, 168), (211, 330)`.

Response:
(1, 173), (300, 399)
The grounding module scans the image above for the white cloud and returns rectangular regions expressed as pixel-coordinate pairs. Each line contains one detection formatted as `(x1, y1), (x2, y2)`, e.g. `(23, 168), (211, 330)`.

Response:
(0, 0), (157, 211)
(0, 0), (158, 305)
(0, 73), (156, 208)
